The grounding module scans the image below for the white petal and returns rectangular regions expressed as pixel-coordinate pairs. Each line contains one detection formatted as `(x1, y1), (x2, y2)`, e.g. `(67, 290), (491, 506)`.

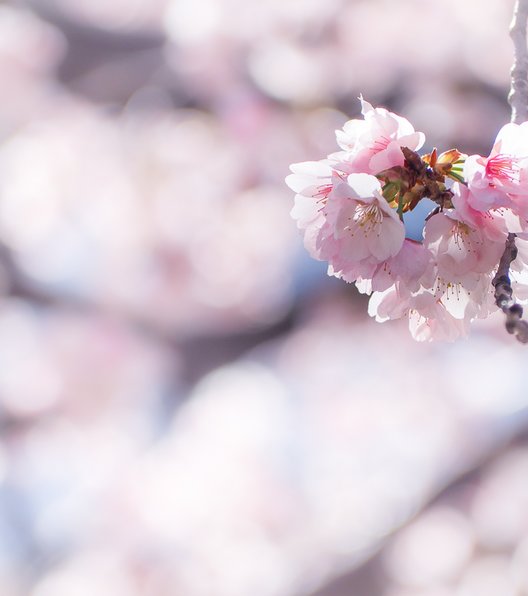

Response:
(440, 284), (471, 319)
(371, 217), (405, 259)
(290, 195), (321, 226)
(289, 160), (333, 178)
(346, 173), (381, 200)
(360, 97), (374, 116)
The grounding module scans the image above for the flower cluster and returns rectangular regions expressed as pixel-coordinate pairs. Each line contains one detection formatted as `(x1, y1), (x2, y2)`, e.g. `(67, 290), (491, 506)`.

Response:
(287, 98), (528, 341)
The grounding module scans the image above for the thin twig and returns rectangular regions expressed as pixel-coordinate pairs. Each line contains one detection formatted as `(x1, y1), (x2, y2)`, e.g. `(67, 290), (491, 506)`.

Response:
(492, 233), (528, 342)
(509, 0), (528, 124)
(492, 0), (528, 342)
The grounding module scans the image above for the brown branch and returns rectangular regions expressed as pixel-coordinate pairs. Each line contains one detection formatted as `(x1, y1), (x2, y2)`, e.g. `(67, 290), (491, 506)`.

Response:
(492, 233), (528, 343)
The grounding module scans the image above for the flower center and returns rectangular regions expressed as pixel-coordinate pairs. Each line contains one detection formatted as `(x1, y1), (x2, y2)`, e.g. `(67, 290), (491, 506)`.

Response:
(356, 203), (383, 224)
(451, 221), (479, 252)
(350, 203), (384, 236)
(485, 154), (520, 183)
(341, 202), (384, 238)
(315, 183), (333, 200)
(434, 276), (465, 302)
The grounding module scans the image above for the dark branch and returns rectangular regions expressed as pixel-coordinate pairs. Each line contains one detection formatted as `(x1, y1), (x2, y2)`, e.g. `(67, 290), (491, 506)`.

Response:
(492, 233), (528, 343)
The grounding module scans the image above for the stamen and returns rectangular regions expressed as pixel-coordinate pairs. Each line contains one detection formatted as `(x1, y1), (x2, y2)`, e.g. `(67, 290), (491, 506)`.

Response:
(451, 221), (478, 252)
(345, 203), (384, 238)
(314, 183), (332, 200)
(486, 154), (520, 183)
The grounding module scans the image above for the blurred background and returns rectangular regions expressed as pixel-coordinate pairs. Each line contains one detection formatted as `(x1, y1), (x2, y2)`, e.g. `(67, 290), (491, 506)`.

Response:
(0, 0), (527, 594)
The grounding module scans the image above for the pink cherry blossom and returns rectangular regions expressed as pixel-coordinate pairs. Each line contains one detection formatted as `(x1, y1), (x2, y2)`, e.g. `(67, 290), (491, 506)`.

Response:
(324, 173), (405, 275)
(424, 211), (505, 277)
(408, 294), (471, 342)
(368, 273), (493, 342)
(335, 98), (425, 175)
(286, 160), (344, 259)
(367, 239), (435, 293)
(429, 271), (494, 321)
(450, 182), (514, 240)
(288, 162), (406, 282)
(367, 283), (469, 342)
(464, 122), (528, 211)
(286, 98), (527, 343)
(367, 282), (411, 322)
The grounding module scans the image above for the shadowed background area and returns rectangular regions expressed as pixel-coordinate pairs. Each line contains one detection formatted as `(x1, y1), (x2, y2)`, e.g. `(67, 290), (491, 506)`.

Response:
(0, 0), (526, 595)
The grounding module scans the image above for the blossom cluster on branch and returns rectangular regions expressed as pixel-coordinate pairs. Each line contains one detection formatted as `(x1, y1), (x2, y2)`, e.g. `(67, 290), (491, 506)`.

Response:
(287, 99), (528, 341)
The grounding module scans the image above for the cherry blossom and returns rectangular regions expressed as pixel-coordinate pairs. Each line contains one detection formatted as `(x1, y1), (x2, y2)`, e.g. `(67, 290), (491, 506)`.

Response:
(288, 98), (528, 342)
(408, 295), (471, 343)
(464, 122), (528, 212)
(288, 167), (406, 282)
(367, 239), (435, 293)
(424, 212), (504, 277)
(450, 182), (515, 241)
(368, 274), (493, 343)
(336, 98), (425, 174)
(327, 173), (405, 262)
(367, 283), (469, 342)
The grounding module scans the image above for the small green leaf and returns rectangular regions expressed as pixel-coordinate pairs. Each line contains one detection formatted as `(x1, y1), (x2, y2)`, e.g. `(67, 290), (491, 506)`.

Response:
(447, 171), (465, 183)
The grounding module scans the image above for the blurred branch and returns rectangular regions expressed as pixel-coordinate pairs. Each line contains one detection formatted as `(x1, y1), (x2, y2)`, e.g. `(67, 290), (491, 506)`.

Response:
(509, 0), (528, 124)
(311, 415), (528, 596)
(24, 0), (165, 49)
(0, 243), (296, 385)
